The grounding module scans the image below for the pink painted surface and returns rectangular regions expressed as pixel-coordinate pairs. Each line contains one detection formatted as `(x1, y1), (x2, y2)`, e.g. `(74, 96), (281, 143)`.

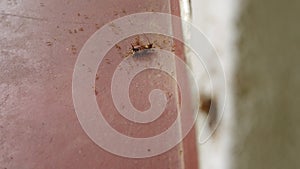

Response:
(0, 0), (198, 169)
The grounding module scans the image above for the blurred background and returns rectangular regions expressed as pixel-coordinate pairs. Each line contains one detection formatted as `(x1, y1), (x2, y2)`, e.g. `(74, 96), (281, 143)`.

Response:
(188, 0), (300, 169)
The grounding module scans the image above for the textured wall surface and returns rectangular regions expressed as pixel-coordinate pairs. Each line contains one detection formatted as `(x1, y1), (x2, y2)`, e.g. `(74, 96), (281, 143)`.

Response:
(234, 0), (300, 168)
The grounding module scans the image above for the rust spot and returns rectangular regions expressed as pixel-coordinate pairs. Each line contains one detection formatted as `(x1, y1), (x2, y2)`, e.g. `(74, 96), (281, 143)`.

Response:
(115, 44), (121, 50)
(79, 27), (84, 31)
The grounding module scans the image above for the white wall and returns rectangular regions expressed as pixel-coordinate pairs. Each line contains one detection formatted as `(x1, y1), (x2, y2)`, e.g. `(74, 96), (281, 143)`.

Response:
(179, 0), (240, 169)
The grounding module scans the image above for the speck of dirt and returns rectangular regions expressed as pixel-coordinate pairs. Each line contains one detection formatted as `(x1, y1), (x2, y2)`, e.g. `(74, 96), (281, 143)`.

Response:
(147, 149), (151, 152)
(68, 29), (73, 34)
(46, 41), (52, 46)
(56, 25), (59, 28)
(79, 27), (84, 31)
(95, 24), (100, 29)
(95, 90), (98, 95)
(71, 45), (77, 54)
(77, 13), (81, 16)
(40, 3), (45, 7)
(115, 44), (121, 50)
(74, 29), (77, 33)
(167, 92), (173, 99)
(105, 58), (111, 64)
(113, 11), (118, 16)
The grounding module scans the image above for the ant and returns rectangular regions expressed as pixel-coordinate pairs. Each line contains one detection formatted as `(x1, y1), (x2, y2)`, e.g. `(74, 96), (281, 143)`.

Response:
(131, 43), (153, 53)
(130, 34), (154, 56)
